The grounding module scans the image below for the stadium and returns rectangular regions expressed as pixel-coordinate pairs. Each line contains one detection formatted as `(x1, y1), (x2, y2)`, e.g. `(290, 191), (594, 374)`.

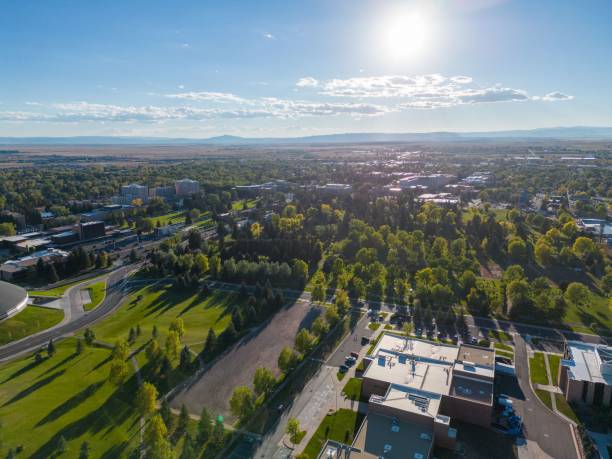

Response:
(0, 281), (28, 321)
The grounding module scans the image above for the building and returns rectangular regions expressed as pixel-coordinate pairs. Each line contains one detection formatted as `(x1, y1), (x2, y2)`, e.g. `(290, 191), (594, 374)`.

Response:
(322, 333), (496, 459)
(399, 174), (455, 190)
(50, 231), (80, 246)
(81, 204), (131, 222)
(14, 238), (51, 253)
(150, 186), (176, 200)
(0, 248), (70, 281)
(318, 183), (353, 194)
(0, 281), (28, 321)
(559, 341), (612, 407)
(175, 178), (200, 196)
(118, 184), (149, 205)
(79, 221), (106, 241)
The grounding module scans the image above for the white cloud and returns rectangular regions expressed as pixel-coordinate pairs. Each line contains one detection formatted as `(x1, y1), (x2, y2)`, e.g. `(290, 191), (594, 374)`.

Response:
(262, 32), (275, 40)
(165, 91), (247, 103)
(180, 43), (190, 48)
(535, 92), (574, 101)
(306, 73), (572, 108)
(296, 77), (319, 88)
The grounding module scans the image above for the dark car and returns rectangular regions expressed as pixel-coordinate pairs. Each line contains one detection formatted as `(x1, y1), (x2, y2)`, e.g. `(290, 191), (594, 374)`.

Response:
(339, 364), (349, 373)
(361, 336), (370, 345)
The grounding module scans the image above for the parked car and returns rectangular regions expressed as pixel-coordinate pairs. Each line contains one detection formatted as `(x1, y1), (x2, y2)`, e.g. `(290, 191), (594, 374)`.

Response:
(361, 336), (370, 345)
(350, 352), (359, 359)
(345, 356), (356, 366)
(339, 364), (349, 373)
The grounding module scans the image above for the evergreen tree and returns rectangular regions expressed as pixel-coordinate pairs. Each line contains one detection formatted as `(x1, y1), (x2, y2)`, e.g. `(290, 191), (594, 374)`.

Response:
(76, 338), (84, 355)
(78, 441), (90, 459)
(196, 407), (213, 447)
(47, 338), (56, 357)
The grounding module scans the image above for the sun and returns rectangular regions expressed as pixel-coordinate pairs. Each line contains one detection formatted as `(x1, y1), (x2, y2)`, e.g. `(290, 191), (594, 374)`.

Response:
(382, 10), (430, 61)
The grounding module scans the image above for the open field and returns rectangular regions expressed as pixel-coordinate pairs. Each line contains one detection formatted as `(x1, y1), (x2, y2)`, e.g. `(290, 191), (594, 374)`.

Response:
(91, 283), (243, 352)
(150, 210), (185, 227)
(84, 281), (106, 311)
(302, 409), (364, 459)
(171, 298), (321, 420)
(28, 273), (106, 298)
(529, 352), (549, 385)
(561, 293), (612, 334)
(0, 339), (139, 458)
(535, 389), (553, 410)
(0, 306), (64, 346)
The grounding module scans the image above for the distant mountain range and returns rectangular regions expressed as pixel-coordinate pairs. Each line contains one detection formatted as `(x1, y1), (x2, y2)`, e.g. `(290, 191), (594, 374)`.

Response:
(1, 126), (612, 146)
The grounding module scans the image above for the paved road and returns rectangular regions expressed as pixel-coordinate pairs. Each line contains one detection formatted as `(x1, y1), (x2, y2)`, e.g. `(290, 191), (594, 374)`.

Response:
(507, 335), (578, 459)
(0, 264), (136, 361)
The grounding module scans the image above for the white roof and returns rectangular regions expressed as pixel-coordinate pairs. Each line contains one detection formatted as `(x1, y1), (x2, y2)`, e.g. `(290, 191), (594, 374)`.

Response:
(565, 341), (612, 384)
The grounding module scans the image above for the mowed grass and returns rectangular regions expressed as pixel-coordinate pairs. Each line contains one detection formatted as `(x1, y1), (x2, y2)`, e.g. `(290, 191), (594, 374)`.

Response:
(150, 210), (185, 227)
(547, 354), (562, 385)
(91, 283), (243, 352)
(0, 306), (64, 346)
(83, 281), (106, 312)
(231, 199), (258, 211)
(302, 409), (364, 459)
(554, 394), (579, 423)
(535, 389), (553, 410)
(28, 274), (106, 298)
(561, 292), (612, 333)
(0, 340), (140, 458)
(342, 378), (363, 401)
(529, 352), (549, 385)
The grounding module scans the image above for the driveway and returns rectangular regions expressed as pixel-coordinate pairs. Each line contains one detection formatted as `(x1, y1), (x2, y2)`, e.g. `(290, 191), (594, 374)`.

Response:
(509, 335), (578, 459)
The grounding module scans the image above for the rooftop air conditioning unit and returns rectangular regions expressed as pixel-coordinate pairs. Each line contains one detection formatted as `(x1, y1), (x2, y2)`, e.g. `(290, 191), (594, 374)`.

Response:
(391, 425), (400, 433)
(415, 454), (425, 459)
(420, 433), (431, 441)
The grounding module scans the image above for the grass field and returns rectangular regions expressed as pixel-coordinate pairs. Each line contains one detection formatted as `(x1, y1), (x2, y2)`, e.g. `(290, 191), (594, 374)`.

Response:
(554, 394), (579, 423)
(302, 409), (364, 459)
(495, 342), (514, 353)
(0, 340), (140, 458)
(150, 210), (185, 227)
(83, 281), (106, 312)
(535, 389), (553, 410)
(0, 306), (64, 346)
(28, 274), (105, 298)
(529, 352), (549, 385)
(547, 354), (561, 385)
(368, 322), (381, 331)
(342, 378), (363, 401)
(90, 283), (243, 352)
(561, 293), (612, 334)
(231, 199), (258, 211)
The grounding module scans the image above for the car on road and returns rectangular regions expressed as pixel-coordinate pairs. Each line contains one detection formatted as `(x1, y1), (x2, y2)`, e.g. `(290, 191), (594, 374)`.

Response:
(350, 351), (359, 359)
(361, 336), (370, 345)
(345, 356), (356, 366)
(339, 364), (349, 373)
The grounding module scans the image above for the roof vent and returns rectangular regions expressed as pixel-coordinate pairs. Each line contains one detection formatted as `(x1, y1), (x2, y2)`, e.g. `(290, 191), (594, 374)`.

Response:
(384, 444), (392, 453)
(415, 454), (424, 459)
(391, 425), (400, 433)
(420, 433), (431, 441)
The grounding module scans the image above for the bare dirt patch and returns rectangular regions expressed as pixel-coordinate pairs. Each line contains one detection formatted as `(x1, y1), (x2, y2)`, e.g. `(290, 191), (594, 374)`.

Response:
(171, 299), (321, 419)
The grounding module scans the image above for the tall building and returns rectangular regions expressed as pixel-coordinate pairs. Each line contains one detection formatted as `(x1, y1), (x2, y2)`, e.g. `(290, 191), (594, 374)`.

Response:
(120, 184), (149, 204)
(175, 178), (200, 196)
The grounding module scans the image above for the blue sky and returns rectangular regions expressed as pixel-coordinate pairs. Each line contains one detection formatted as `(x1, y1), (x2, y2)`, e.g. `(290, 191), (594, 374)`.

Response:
(1, 0), (611, 137)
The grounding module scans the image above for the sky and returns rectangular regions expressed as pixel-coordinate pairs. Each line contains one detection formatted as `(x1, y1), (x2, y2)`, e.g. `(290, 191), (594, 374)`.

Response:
(1, 0), (611, 138)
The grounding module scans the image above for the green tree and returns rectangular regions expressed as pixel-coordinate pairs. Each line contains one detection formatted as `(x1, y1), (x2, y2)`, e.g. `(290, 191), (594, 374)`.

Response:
(325, 304), (340, 326)
(277, 346), (298, 374)
(144, 414), (172, 459)
(146, 338), (162, 361)
(109, 359), (129, 385)
(292, 259), (309, 287)
(229, 386), (256, 421)
(136, 382), (158, 418)
(84, 328), (96, 346)
(294, 329), (316, 354)
(286, 417), (303, 446)
(196, 407), (213, 447)
(508, 238), (527, 262)
(47, 339), (56, 357)
(165, 330), (181, 361)
(112, 339), (129, 361)
(78, 441), (90, 459)
(311, 316), (329, 338)
(334, 289), (350, 316)
(175, 403), (190, 441)
(564, 282), (589, 307)
(253, 367), (276, 397)
(169, 318), (185, 339)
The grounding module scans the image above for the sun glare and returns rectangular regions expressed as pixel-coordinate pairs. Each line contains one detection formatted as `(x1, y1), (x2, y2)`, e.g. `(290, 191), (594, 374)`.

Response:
(382, 10), (431, 61)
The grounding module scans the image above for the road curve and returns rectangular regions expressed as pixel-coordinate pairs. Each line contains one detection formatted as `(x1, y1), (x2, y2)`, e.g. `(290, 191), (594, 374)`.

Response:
(0, 265), (136, 362)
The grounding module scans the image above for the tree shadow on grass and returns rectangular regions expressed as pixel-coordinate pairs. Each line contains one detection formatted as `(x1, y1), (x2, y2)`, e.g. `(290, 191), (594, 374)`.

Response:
(2, 369), (66, 407)
(28, 374), (141, 459)
(145, 287), (194, 318)
(179, 289), (210, 316)
(0, 357), (43, 384)
(36, 381), (105, 426)
(42, 351), (80, 376)
(88, 354), (113, 374)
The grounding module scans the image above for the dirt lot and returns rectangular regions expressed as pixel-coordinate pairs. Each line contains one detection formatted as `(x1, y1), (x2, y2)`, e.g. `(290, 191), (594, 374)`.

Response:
(171, 298), (321, 420)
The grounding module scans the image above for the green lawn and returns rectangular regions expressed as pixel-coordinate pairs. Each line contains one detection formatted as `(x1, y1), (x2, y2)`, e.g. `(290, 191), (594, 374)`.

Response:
(83, 281), (106, 312)
(0, 306), (64, 346)
(494, 342), (514, 353)
(29, 274), (105, 298)
(302, 409), (364, 459)
(231, 199), (258, 211)
(561, 292), (612, 334)
(496, 349), (514, 361)
(488, 329), (513, 342)
(535, 389), (553, 410)
(547, 354), (561, 385)
(529, 352), (549, 385)
(151, 210), (185, 227)
(342, 378), (363, 401)
(0, 340), (140, 458)
(336, 371), (346, 381)
(90, 283), (243, 352)
(554, 394), (579, 423)
(368, 322), (381, 331)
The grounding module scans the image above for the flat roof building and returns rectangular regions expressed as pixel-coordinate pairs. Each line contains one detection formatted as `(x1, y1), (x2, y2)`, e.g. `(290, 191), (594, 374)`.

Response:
(559, 341), (612, 407)
(354, 333), (494, 458)
(175, 178), (200, 196)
